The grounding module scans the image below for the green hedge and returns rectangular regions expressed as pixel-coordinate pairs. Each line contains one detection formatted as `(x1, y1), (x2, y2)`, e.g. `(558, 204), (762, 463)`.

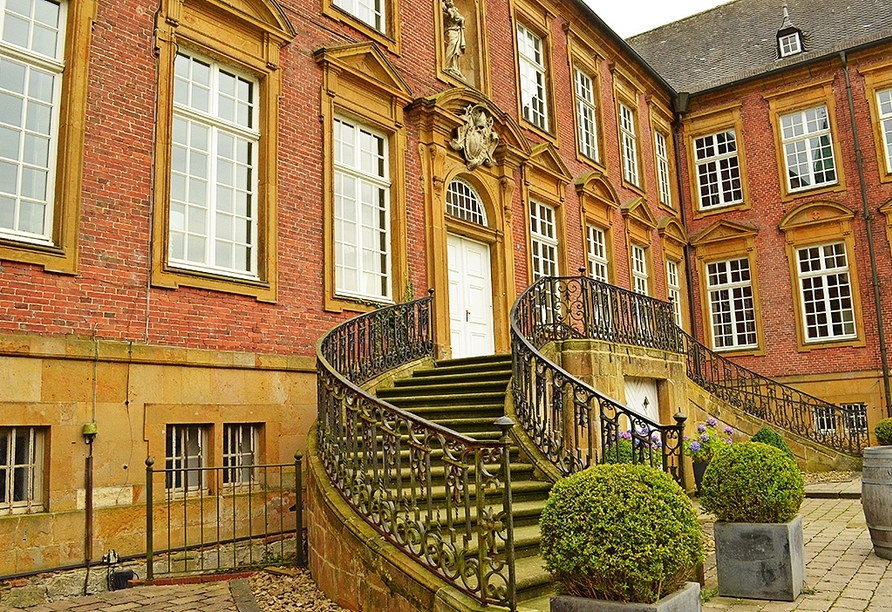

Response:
(539, 463), (704, 603)
(876, 418), (892, 446)
(751, 426), (795, 459)
(699, 442), (803, 523)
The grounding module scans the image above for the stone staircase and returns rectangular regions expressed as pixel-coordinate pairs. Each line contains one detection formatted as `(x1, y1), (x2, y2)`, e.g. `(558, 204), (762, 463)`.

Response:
(375, 353), (556, 609)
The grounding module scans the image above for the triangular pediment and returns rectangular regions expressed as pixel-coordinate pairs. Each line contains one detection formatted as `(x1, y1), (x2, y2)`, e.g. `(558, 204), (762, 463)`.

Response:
(620, 197), (657, 229)
(575, 171), (619, 207)
(194, 0), (295, 38)
(690, 219), (758, 247)
(658, 217), (687, 245)
(315, 42), (412, 102)
(529, 143), (572, 185)
(779, 201), (854, 231)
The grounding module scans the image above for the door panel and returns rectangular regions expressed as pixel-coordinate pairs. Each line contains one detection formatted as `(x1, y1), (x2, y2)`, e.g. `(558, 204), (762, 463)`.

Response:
(448, 234), (494, 358)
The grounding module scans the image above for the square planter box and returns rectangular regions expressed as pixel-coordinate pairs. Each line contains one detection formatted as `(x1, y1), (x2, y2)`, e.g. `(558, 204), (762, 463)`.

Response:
(550, 582), (701, 612)
(713, 515), (804, 601)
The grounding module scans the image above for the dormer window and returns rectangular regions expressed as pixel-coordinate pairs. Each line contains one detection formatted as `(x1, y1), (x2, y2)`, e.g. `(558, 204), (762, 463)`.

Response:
(778, 31), (802, 57)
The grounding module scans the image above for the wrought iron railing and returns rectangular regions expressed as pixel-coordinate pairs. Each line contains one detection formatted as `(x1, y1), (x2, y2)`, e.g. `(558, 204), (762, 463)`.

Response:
(144, 459), (300, 579)
(316, 294), (516, 609)
(510, 276), (687, 486)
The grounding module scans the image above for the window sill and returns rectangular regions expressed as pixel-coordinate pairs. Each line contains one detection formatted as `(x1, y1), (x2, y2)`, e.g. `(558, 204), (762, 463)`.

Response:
(153, 264), (276, 303)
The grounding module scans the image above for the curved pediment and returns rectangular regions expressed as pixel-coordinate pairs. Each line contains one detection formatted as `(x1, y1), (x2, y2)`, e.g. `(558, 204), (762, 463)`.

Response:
(690, 219), (758, 247)
(779, 200), (854, 231)
(658, 216), (688, 245)
(315, 42), (413, 102)
(575, 171), (620, 207)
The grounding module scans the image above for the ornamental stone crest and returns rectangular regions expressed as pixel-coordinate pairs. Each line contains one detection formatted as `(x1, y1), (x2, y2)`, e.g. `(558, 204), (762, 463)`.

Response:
(450, 104), (499, 170)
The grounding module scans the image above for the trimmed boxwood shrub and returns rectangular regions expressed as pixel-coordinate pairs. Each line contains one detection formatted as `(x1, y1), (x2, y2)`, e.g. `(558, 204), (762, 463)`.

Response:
(700, 442), (804, 523)
(876, 418), (892, 446)
(539, 463), (704, 603)
(751, 426), (795, 460)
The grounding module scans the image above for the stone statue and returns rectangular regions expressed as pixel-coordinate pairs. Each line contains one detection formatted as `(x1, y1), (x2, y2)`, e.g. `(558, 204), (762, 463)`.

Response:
(450, 104), (499, 170)
(443, 0), (466, 79)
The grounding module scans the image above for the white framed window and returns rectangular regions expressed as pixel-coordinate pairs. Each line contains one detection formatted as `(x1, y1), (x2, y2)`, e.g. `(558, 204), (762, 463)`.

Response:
(796, 242), (855, 342)
(529, 200), (557, 281)
(655, 131), (671, 206)
(0, 0), (66, 245)
(332, 0), (384, 32)
(165, 425), (206, 492)
(169, 51), (259, 279)
(446, 178), (486, 226)
(517, 23), (548, 131)
(694, 130), (742, 209)
(223, 424), (258, 486)
(666, 260), (682, 327)
(0, 426), (45, 515)
(631, 244), (648, 295)
(876, 88), (892, 173)
(841, 402), (868, 435)
(813, 407), (837, 434)
(619, 103), (639, 186)
(574, 67), (598, 162)
(778, 32), (801, 57)
(707, 258), (757, 350)
(586, 224), (608, 282)
(780, 105), (837, 192)
(334, 116), (391, 301)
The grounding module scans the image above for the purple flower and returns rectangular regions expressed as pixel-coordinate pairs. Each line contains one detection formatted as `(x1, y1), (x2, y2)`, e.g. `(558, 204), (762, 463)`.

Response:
(690, 441), (702, 452)
(706, 417), (718, 427)
(700, 433), (710, 442)
(697, 424), (707, 433)
(683, 435), (689, 441)
(619, 431), (632, 440)
(724, 426), (734, 435)
(726, 438), (733, 444)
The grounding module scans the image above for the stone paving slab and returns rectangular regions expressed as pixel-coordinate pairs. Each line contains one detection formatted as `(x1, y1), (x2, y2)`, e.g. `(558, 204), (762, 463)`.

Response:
(804, 476), (862, 499)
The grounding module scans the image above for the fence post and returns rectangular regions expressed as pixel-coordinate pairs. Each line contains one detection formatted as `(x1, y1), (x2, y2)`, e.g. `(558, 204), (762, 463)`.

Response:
(145, 457), (154, 581)
(674, 412), (688, 492)
(294, 452), (304, 568)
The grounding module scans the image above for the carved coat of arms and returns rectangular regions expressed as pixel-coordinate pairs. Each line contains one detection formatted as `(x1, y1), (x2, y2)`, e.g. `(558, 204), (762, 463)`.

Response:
(450, 104), (499, 170)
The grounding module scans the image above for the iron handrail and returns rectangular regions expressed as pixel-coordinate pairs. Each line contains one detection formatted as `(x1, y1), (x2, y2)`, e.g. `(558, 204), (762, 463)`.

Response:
(509, 276), (687, 486)
(316, 294), (516, 609)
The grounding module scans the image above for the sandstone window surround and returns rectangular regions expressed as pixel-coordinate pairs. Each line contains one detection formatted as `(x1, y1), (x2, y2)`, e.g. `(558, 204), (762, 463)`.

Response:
(222, 423), (260, 486)
(324, 0), (401, 54)
(529, 199), (558, 281)
(586, 224), (608, 282)
(621, 197), (656, 296)
(523, 143), (571, 283)
(576, 171), (618, 285)
(619, 102), (640, 188)
(0, 0), (94, 274)
(654, 130), (672, 207)
(574, 66), (600, 163)
(630, 243), (649, 295)
(666, 259), (682, 327)
(512, 1), (555, 139)
(315, 42), (412, 313)
(658, 216), (688, 331)
(779, 200), (864, 351)
(861, 61), (892, 184)
(0, 426), (45, 515)
(152, 0), (294, 302)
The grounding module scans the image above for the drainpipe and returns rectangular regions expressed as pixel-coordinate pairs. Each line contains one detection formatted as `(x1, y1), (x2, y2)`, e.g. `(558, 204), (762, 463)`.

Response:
(840, 51), (892, 418)
(672, 92), (699, 338)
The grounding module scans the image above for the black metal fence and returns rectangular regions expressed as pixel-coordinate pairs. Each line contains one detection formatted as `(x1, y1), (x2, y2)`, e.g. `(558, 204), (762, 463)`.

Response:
(510, 276), (687, 486)
(316, 294), (516, 609)
(144, 457), (301, 579)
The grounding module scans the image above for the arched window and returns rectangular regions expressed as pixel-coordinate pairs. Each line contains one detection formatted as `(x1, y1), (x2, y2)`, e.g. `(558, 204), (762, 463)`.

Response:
(446, 178), (486, 226)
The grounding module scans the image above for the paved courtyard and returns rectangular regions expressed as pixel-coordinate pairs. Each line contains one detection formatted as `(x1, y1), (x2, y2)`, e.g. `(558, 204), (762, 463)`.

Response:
(1, 478), (889, 611)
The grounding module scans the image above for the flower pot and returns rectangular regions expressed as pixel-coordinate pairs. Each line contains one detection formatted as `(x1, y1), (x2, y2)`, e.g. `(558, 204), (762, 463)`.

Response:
(692, 461), (708, 493)
(862, 446), (892, 560)
(713, 515), (804, 601)
(550, 582), (701, 612)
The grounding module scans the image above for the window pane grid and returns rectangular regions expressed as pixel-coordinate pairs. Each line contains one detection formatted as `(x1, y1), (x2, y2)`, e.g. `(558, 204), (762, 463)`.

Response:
(797, 242), (856, 341)
(165, 425), (205, 491)
(1, 0), (64, 61)
(332, 0), (384, 32)
(223, 424), (257, 486)
(813, 407), (837, 434)
(334, 117), (391, 301)
(694, 130), (742, 209)
(631, 244), (648, 295)
(586, 224), (608, 282)
(779, 33), (801, 56)
(707, 258), (757, 350)
(781, 106), (836, 192)
(877, 89), (892, 173)
(655, 131), (671, 206)
(840, 402), (868, 434)
(446, 178), (486, 226)
(574, 68), (598, 162)
(517, 24), (548, 131)
(530, 200), (557, 281)
(170, 52), (258, 278)
(667, 260), (681, 326)
(619, 103), (638, 186)
(0, 426), (43, 514)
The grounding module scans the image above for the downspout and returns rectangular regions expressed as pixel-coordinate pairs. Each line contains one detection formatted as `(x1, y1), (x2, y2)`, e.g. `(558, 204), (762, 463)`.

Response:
(672, 92), (699, 338)
(840, 51), (892, 418)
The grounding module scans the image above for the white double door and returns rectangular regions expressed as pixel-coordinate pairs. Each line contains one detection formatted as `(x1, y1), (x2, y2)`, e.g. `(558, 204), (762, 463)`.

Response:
(448, 234), (494, 359)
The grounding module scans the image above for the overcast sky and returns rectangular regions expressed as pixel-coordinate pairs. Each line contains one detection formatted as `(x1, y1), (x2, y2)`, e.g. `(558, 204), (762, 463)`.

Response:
(585, 0), (734, 38)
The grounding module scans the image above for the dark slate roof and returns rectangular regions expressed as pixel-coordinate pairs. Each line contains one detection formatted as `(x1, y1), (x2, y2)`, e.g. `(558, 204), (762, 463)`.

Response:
(626, 0), (892, 94)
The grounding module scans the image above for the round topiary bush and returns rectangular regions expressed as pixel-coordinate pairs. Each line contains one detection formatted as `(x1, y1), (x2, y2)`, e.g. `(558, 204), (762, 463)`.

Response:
(539, 463), (704, 603)
(700, 442), (804, 523)
(751, 426), (795, 459)
(876, 418), (892, 446)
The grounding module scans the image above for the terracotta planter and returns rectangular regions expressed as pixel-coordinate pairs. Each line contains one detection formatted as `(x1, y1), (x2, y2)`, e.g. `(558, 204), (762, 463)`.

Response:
(862, 446), (892, 560)
(550, 582), (701, 612)
(713, 515), (804, 601)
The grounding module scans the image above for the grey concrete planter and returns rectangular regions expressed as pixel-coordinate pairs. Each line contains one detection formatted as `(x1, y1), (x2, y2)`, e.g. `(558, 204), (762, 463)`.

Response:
(550, 582), (701, 612)
(713, 515), (804, 601)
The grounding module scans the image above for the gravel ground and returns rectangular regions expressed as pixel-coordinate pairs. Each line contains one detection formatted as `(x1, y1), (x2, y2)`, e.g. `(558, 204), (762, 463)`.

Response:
(250, 567), (348, 611)
(802, 470), (858, 484)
